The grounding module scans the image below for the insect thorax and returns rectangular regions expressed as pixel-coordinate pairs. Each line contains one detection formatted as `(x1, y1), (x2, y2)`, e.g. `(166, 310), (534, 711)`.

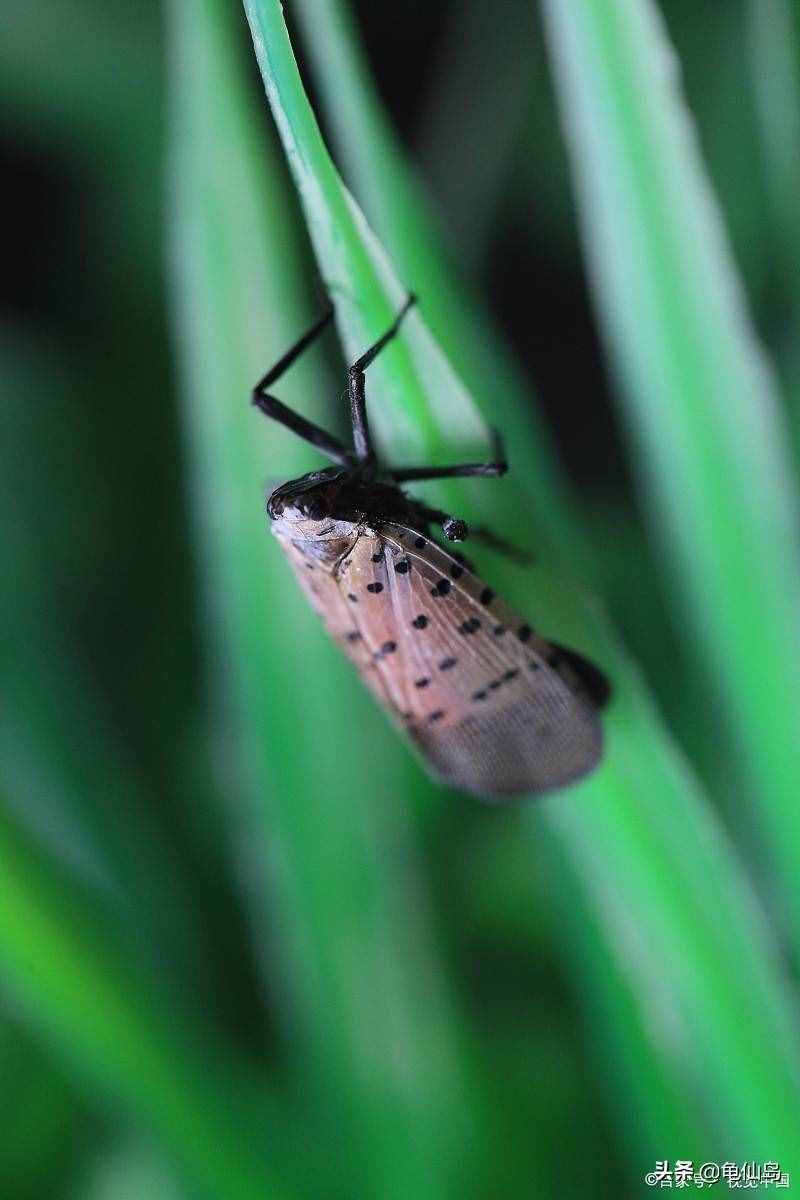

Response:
(267, 469), (422, 568)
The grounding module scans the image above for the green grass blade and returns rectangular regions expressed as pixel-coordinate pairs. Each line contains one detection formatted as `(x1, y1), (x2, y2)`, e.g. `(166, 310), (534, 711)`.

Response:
(746, 0), (800, 444)
(242, 0), (800, 1178)
(0, 1015), (89, 1200)
(412, 0), (536, 273)
(169, 2), (478, 1197)
(0, 0), (158, 144)
(79, 1137), (188, 1200)
(540, 0), (800, 929)
(746, 0), (800, 294)
(253, 0), (581, 555)
(0, 802), (289, 1200)
(0, 334), (219, 992)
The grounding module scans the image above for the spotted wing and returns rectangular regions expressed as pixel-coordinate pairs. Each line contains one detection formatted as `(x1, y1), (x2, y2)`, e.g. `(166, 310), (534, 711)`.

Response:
(280, 524), (607, 799)
(277, 532), (401, 717)
(371, 524), (607, 798)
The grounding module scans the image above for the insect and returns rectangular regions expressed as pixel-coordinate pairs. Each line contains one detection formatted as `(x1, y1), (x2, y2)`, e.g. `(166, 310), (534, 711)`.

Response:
(253, 295), (609, 798)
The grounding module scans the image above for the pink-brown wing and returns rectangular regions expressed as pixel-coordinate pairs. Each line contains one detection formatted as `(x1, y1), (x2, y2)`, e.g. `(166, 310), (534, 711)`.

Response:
(279, 532), (400, 716)
(373, 524), (605, 798)
(281, 524), (606, 799)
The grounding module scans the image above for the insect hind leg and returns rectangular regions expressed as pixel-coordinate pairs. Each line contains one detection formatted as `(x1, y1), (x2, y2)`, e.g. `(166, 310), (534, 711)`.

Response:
(252, 391), (352, 466)
(391, 428), (507, 483)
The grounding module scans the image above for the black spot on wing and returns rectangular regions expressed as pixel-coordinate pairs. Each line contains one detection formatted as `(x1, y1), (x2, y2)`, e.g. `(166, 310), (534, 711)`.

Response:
(330, 525), (607, 795)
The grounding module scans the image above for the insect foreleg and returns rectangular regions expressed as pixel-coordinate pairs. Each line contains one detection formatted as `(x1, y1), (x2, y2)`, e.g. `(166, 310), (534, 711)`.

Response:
(348, 293), (417, 463)
(255, 306), (334, 389)
(251, 307), (353, 465)
(251, 391), (353, 465)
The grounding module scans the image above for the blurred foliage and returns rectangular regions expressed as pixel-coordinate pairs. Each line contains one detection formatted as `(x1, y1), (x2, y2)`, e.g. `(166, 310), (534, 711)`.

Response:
(2, 0), (800, 1197)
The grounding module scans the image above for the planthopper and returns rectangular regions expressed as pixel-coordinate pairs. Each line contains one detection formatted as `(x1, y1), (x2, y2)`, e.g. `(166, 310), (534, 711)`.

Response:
(253, 295), (609, 799)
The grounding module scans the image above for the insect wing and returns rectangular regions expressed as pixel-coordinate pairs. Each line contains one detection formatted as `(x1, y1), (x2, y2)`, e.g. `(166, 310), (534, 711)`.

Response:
(276, 532), (402, 716)
(374, 526), (604, 798)
(278, 523), (605, 799)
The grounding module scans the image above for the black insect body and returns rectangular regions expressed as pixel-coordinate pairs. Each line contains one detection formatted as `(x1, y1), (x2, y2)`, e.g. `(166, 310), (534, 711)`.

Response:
(254, 296), (608, 798)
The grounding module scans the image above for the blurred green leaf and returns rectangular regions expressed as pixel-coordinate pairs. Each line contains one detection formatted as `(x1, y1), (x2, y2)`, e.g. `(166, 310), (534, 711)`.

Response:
(661, 1), (772, 309)
(745, 0), (800, 445)
(0, 801), (290, 1200)
(75, 1135), (188, 1200)
(0, 1014), (90, 1200)
(0, 334), (220, 999)
(169, 2), (479, 1197)
(0, 0), (159, 146)
(412, 0), (535, 273)
(540, 0), (800, 940)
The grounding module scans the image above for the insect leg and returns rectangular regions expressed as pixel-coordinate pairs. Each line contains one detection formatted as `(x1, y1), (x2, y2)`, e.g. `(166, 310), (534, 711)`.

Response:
(252, 393), (353, 465)
(416, 504), (470, 542)
(391, 428), (507, 481)
(348, 293), (417, 462)
(391, 461), (507, 482)
(251, 308), (353, 466)
(256, 306), (335, 388)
